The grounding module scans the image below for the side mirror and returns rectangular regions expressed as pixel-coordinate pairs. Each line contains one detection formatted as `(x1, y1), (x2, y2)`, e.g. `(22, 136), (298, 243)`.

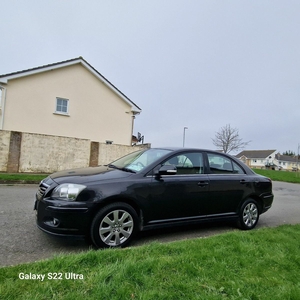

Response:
(156, 165), (177, 176)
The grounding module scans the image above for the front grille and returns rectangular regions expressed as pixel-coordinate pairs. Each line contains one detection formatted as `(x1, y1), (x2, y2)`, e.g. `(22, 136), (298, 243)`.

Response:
(36, 182), (49, 200)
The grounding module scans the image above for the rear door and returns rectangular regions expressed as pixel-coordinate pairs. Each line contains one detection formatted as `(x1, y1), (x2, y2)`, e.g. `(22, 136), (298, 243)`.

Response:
(205, 152), (252, 216)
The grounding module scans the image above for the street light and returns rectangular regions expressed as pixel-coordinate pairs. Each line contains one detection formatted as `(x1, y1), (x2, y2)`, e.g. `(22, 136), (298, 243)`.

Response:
(297, 143), (300, 171)
(183, 127), (188, 147)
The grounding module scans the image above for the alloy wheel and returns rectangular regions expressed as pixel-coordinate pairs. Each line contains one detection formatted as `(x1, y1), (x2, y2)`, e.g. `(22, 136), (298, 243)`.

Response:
(99, 209), (134, 246)
(242, 202), (258, 227)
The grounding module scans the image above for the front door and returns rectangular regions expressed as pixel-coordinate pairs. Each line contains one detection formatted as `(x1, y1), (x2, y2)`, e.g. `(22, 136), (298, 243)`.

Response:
(145, 151), (210, 225)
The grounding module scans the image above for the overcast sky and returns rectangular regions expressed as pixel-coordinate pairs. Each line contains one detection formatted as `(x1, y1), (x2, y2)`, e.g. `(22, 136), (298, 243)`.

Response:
(1, 1), (299, 154)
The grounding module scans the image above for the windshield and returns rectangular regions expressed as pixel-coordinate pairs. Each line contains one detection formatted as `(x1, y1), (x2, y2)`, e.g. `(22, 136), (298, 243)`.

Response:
(109, 149), (172, 172)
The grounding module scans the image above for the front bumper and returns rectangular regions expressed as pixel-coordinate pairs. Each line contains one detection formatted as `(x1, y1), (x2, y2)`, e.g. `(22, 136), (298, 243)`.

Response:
(34, 198), (92, 237)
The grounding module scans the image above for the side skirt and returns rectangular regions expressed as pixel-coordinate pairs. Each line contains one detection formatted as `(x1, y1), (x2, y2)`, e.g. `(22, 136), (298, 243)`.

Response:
(141, 213), (237, 231)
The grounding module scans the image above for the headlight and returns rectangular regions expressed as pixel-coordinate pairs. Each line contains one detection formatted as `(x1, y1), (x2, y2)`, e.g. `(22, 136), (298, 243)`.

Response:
(51, 184), (86, 201)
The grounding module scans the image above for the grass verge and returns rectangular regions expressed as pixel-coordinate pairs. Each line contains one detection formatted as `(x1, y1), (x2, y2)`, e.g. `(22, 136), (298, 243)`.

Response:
(0, 173), (48, 184)
(253, 169), (300, 183)
(1, 224), (300, 299)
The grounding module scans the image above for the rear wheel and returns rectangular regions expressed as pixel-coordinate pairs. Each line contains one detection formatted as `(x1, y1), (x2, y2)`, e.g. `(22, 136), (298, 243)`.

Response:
(90, 202), (138, 248)
(237, 199), (259, 230)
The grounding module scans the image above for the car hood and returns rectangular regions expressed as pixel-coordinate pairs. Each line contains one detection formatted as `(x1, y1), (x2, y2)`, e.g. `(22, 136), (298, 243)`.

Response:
(49, 166), (134, 185)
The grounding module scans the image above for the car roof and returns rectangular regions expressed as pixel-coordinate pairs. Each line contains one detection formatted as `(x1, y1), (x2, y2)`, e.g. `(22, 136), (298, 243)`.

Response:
(153, 147), (224, 153)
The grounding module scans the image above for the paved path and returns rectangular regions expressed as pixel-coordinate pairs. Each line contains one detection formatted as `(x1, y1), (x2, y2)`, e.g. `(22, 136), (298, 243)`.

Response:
(0, 181), (299, 267)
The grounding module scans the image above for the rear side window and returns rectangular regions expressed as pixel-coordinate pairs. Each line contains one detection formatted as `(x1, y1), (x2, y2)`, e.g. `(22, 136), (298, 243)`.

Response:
(207, 153), (245, 174)
(232, 161), (245, 174)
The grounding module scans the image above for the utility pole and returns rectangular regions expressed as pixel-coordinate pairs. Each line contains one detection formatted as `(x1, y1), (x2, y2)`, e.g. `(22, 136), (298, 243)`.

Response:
(183, 127), (188, 147)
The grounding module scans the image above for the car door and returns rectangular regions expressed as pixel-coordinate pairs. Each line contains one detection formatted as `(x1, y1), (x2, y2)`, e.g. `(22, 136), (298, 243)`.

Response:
(205, 152), (252, 216)
(144, 151), (210, 224)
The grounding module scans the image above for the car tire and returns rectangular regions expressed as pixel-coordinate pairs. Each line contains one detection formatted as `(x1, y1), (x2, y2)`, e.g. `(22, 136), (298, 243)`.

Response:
(90, 202), (139, 249)
(237, 199), (260, 230)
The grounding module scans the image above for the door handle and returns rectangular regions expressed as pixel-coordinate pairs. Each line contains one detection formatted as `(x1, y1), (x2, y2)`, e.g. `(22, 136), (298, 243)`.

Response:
(240, 179), (248, 184)
(198, 181), (209, 187)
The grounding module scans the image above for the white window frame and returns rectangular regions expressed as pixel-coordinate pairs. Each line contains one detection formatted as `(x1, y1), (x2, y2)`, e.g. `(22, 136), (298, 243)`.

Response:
(55, 97), (69, 115)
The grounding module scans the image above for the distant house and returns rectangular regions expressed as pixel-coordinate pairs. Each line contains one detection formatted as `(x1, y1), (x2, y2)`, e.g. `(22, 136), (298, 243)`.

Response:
(236, 150), (277, 169)
(236, 150), (299, 171)
(0, 57), (141, 146)
(275, 154), (299, 171)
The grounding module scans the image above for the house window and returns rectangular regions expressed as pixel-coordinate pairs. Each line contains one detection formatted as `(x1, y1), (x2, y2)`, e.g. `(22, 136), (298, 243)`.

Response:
(55, 98), (69, 115)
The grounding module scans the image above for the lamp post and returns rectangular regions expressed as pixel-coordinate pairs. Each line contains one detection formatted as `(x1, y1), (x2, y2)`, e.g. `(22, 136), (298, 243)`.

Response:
(297, 143), (300, 171)
(183, 127), (188, 147)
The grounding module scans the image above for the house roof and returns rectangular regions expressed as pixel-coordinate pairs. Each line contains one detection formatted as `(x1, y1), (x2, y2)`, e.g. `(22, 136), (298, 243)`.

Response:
(275, 153), (298, 163)
(0, 57), (141, 113)
(236, 150), (276, 159)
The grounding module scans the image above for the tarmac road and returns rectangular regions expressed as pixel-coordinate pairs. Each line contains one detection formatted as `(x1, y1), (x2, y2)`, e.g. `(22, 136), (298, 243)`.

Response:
(0, 181), (299, 267)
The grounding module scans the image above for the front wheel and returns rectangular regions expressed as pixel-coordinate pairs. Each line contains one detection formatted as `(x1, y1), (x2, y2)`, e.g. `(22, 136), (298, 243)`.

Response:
(90, 202), (139, 249)
(237, 199), (260, 230)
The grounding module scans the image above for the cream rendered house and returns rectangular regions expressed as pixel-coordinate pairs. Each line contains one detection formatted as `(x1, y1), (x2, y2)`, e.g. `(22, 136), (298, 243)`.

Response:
(236, 150), (277, 169)
(0, 57), (141, 145)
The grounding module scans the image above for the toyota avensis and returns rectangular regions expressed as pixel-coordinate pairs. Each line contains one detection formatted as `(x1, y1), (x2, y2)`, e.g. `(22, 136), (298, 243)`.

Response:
(34, 148), (273, 248)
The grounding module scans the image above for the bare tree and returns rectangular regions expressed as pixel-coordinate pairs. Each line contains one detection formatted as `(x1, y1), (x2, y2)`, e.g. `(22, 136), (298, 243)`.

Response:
(212, 124), (250, 154)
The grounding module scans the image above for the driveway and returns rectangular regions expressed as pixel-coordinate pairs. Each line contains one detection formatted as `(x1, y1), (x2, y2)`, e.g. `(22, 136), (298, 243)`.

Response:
(0, 181), (299, 267)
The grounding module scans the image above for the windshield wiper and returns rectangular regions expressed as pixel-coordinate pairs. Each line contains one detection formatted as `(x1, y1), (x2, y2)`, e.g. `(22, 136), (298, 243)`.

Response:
(107, 164), (136, 173)
(121, 167), (136, 173)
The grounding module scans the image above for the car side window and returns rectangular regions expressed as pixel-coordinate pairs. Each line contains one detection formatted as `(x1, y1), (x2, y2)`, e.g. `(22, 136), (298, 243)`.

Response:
(232, 161), (245, 174)
(208, 153), (244, 174)
(163, 152), (204, 174)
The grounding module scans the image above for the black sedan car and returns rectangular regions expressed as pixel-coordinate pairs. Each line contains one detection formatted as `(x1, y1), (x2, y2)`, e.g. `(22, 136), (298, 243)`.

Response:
(35, 148), (273, 248)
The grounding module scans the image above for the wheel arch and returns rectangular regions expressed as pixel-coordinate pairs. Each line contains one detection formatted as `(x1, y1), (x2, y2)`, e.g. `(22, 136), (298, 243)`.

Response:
(238, 194), (263, 214)
(89, 196), (143, 229)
